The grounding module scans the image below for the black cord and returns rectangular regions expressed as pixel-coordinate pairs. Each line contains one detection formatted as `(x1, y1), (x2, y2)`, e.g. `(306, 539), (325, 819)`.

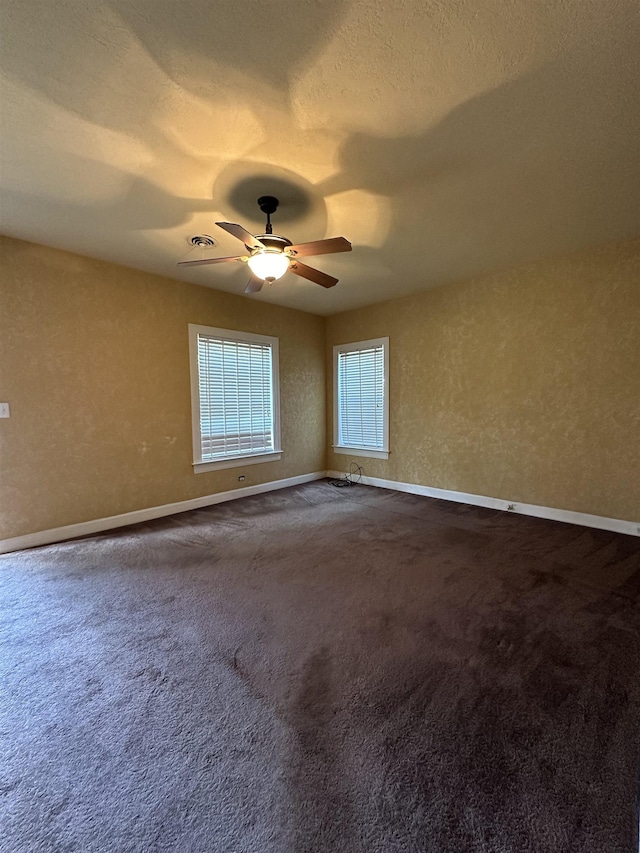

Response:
(330, 462), (363, 488)
(348, 462), (362, 484)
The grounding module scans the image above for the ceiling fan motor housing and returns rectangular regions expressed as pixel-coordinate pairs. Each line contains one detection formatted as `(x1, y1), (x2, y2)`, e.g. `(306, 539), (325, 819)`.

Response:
(253, 234), (292, 252)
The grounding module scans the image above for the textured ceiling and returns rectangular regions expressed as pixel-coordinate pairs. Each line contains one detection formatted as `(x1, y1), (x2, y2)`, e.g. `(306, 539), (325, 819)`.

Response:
(1, 0), (639, 315)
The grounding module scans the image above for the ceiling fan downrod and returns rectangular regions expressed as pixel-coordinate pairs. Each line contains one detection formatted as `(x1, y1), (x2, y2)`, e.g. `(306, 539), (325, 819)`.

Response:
(257, 195), (279, 235)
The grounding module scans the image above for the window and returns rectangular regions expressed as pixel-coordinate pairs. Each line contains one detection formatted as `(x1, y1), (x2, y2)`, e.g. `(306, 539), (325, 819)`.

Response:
(189, 324), (281, 472)
(333, 337), (389, 460)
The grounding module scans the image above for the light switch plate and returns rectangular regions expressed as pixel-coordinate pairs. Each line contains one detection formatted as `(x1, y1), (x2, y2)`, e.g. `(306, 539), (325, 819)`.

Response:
(0, 403), (10, 418)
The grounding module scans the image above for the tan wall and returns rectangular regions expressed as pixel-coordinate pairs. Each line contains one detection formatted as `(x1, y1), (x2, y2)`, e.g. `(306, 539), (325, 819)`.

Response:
(0, 236), (326, 540)
(2, 234), (638, 541)
(326, 238), (640, 522)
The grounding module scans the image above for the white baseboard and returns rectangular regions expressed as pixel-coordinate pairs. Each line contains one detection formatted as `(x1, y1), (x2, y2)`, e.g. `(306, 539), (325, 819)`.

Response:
(327, 471), (639, 538)
(0, 472), (326, 555)
(3, 470), (637, 554)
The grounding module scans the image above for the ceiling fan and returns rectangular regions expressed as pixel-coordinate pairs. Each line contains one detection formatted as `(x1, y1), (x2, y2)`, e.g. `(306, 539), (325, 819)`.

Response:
(178, 196), (352, 293)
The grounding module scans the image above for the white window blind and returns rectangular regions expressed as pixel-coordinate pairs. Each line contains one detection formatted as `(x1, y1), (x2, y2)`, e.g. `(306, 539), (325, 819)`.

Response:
(337, 342), (386, 449)
(195, 331), (276, 462)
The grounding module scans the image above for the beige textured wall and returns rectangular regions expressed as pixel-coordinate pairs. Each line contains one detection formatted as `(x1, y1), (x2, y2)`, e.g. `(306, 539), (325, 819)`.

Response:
(326, 238), (640, 522)
(0, 236), (326, 540)
(2, 234), (638, 540)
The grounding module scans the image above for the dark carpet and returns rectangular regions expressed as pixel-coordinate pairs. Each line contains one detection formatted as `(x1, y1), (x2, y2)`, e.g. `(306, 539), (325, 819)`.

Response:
(1, 481), (639, 852)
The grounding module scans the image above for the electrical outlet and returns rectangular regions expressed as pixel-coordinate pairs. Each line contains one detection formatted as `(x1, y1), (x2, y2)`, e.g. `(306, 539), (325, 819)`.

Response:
(0, 402), (10, 418)
(238, 475), (246, 482)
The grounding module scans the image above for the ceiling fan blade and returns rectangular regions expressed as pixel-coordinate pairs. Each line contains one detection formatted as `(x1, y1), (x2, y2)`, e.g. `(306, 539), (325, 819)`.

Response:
(216, 221), (265, 251)
(289, 261), (338, 288)
(244, 276), (264, 294)
(287, 237), (352, 258)
(178, 255), (245, 267)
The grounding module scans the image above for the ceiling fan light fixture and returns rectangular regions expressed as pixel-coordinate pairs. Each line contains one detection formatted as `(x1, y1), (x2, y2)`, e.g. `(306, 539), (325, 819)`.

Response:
(247, 249), (290, 282)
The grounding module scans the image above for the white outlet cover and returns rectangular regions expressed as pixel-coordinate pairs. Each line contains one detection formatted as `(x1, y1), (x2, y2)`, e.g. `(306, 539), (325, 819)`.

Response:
(0, 402), (10, 418)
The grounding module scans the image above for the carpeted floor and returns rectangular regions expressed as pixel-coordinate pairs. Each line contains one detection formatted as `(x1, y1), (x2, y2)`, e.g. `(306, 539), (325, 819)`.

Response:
(1, 481), (639, 852)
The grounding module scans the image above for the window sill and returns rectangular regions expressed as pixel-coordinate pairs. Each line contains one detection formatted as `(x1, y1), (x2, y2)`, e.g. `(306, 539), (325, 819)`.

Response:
(193, 451), (282, 473)
(332, 445), (389, 460)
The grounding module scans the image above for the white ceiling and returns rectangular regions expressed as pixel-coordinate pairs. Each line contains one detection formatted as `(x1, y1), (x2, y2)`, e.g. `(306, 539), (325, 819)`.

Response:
(1, 0), (639, 315)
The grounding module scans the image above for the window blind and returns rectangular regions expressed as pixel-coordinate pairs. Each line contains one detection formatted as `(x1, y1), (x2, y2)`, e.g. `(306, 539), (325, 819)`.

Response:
(337, 343), (385, 448)
(197, 334), (274, 460)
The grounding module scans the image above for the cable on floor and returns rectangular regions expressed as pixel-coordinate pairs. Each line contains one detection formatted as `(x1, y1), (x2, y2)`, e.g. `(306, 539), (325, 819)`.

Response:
(330, 462), (363, 488)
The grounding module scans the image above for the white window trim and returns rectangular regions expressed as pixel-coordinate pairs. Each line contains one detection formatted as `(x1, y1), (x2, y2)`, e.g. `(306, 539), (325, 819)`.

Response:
(333, 336), (389, 460)
(188, 324), (282, 473)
